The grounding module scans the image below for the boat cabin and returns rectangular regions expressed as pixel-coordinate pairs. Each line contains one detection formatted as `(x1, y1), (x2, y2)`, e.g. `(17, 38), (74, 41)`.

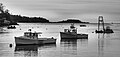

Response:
(70, 23), (75, 28)
(64, 28), (77, 33)
(64, 23), (77, 34)
(24, 32), (42, 39)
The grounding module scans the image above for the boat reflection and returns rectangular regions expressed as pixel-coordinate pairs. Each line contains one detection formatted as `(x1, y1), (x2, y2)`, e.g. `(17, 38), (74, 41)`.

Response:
(60, 39), (88, 48)
(14, 44), (56, 57)
(15, 45), (38, 51)
(98, 34), (105, 57)
(61, 39), (77, 44)
(77, 39), (88, 46)
(60, 39), (77, 55)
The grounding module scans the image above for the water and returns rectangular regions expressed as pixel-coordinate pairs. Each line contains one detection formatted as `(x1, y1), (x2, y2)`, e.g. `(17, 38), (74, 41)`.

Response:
(0, 23), (120, 57)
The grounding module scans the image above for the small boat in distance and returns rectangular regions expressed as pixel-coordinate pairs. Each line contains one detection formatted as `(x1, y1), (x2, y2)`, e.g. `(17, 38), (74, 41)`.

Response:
(95, 16), (114, 33)
(80, 25), (86, 27)
(15, 29), (56, 45)
(7, 25), (16, 29)
(60, 23), (88, 39)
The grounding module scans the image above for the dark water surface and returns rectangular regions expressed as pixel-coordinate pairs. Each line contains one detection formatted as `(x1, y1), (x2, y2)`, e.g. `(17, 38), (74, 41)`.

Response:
(0, 23), (120, 57)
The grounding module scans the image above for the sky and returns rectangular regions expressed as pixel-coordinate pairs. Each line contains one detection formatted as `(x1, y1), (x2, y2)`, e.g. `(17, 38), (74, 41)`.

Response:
(0, 0), (120, 23)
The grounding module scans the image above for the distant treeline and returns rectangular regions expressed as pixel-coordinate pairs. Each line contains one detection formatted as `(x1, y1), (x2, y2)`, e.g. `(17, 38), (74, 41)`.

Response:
(10, 15), (89, 23)
(50, 19), (89, 23)
(10, 15), (49, 23)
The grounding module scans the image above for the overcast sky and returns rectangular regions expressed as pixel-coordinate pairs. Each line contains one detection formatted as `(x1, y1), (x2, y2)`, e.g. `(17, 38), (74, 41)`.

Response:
(0, 0), (120, 23)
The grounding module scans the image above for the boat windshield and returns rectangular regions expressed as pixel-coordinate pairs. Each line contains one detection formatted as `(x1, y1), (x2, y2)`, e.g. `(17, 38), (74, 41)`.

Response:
(24, 32), (39, 39)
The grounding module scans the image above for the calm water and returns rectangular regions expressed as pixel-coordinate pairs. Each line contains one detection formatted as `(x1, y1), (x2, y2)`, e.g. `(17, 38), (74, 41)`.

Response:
(0, 23), (120, 57)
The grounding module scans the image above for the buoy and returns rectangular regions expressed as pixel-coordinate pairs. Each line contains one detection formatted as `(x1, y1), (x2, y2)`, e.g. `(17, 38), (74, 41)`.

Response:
(9, 44), (12, 48)
(46, 28), (48, 30)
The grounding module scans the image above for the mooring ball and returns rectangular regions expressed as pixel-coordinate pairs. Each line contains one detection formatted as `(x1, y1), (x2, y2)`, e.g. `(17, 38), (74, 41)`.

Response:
(9, 44), (12, 47)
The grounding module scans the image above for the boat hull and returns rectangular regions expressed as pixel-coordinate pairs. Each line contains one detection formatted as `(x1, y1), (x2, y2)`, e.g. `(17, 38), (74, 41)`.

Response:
(7, 27), (16, 29)
(80, 25), (86, 27)
(95, 29), (114, 33)
(60, 32), (88, 39)
(15, 37), (56, 45)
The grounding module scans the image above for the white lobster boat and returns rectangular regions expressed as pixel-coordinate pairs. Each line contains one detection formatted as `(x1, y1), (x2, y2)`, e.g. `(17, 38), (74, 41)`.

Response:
(15, 29), (56, 45)
(60, 24), (88, 39)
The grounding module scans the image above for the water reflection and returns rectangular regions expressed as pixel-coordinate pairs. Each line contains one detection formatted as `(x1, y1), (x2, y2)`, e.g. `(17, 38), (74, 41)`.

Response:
(0, 43), (14, 57)
(60, 39), (88, 56)
(15, 45), (38, 57)
(61, 39), (77, 48)
(77, 39), (88, 46)
(14, 44), (56, 57)
(60, 39), (77, 55)
(98, 34), (104, 57)
(61, 39), (77, 44)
